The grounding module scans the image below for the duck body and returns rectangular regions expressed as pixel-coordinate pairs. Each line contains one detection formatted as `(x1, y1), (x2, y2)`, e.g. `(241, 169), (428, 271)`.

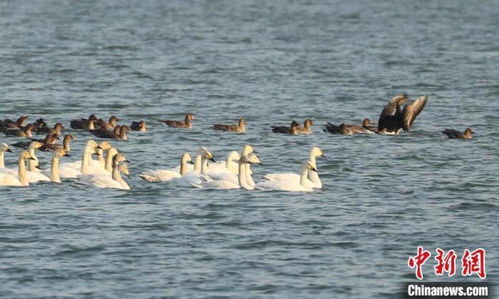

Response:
(212, 119), (246, 133)
(442, 128), (473, 139)
(161, 114), (194, 128)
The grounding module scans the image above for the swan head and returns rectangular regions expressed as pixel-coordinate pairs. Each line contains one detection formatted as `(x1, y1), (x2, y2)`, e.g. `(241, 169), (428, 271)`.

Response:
(181, 153), (193, 164)
(19, 150), (35, 161)
(29, 141), (43, 150)
(1, 143), (12, 153)
(107, 147), (118, 157)
(113, 153), (129, 165)
(84, 140), (101, 154)
(303, 161), (317, 173)
(99, 141), (112, 150)
(203, 150), (215, 162)
(247, 153), (261, 165)
(118, 162), (130, 177)
(227, 151), (241, 162)
(310, 147), (326, 159)
(241, 144), (254, 156)
(53, 148), (68, 159)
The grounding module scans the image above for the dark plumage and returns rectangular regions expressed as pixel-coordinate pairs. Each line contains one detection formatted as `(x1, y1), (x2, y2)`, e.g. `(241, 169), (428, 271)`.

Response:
(272, 121), (300, 134)
(442, 128), (474, 140)
(212, 118), (246, 133)
(70, 115), (98, 130)
(161, 114), (194, 128)
(90, 125), (129, 140)
(378, 94), (428, 135)
(131, 121), (147, 132)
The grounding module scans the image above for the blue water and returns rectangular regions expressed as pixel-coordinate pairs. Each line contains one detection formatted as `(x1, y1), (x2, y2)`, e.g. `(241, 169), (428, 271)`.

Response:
(1, 0), (498, 297)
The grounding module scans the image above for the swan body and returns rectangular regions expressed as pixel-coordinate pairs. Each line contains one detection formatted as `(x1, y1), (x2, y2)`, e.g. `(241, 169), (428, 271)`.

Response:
(264, 147), (324, 189)
(257, 161), (318, 192)
(59, 140), (101, 178)
(77, 153), (130, 190)
(139, 153), (193, 182)
(0, 151), (35, 187)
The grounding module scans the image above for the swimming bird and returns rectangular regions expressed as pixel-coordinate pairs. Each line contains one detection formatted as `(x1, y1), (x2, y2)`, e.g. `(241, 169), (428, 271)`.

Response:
(362, 118), (378, 133)
(324, 121), (372, 135)
(41, 134), (74, 152)
(257, 161), (318, 192)
(4, 124), (35, 138)
(378, 94), (428, 135)
(263, 146), (325, 189)
(442, 128), (474, 140)
(161, 114), (194, 129)
(1, 116), (29, 131)
(272, 121), (300, 134)
(170, 148), (215, 186)
(37, 122), (64, 135)
(90, 125), (129, 140)
(131, 121), (147, 132)
(296, 119), (314, 134)
(70, 115), (98, 130)
(48, 148), (70, 183)
(11, 133), (58, 150)
(59, 140), (102, 178)
(212, 118), (246, 133)
(139, 153), (193, 182)
(0, 150), (35, 187)
(77, 153), (130, 190)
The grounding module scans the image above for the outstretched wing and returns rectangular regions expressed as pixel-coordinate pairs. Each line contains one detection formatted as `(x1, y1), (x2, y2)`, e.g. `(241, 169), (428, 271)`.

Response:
(378, 94), (407, 131)
(402, 95), (428, 131)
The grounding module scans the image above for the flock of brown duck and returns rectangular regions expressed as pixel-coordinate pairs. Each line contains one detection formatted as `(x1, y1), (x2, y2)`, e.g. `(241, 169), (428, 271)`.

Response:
(0, 94), (474, 148)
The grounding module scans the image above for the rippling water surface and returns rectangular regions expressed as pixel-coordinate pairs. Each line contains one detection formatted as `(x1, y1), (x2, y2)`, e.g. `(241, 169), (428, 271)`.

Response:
(1, 1), (498, 297)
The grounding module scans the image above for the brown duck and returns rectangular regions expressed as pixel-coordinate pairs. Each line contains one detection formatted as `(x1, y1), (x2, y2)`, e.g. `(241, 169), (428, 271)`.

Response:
(272, 121), (300, 134)
(161, 114), (194, 128)
(70, 114), (98, 130)
(91, 125), (129, 140)
(442, 128), (474, 140)
(295, 119), (314, 134)
(4, 124), (35, 138)
(377, 94), (428, 135)
(1, 116), (29, 130)
(131, 121), (147, 132)
(212, 118), (246, 133)
(41, 134), (75, 152)
(324, 119), (373, 135)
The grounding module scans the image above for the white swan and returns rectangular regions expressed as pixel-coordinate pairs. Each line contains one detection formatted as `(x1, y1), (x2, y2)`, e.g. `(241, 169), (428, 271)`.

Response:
(77, 153), (130, 190)
(59, 140), (101, 178)
(0, 151), (35, 187)
(139, 153), (193, 182)
(195, 153), (261, 190)
(263, 147), (325, 188)
(257, 161), (318, 192)
(202, 151), (241, 184)
(170, 147), (215, 186)
(49, 148), (69, 183)
(0, 142), (51, 183)
(0, 143), (13, 170)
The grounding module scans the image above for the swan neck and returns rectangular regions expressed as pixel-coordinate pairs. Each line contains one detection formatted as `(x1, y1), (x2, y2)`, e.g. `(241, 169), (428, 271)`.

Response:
(112, 164), (129, 189)
(28, 147), (38, 171)
(201, 157), (208, 175)
(97, 148), (104, 162)
(0, 151), (4, 168)
(300, 166), (309, 187)
(50, 157), (61, 183)
(245, 163), (256, 187)
(193, 155), (202, 174)
(180, 158), (187, 176)
(105, 150), (116, 173)
(18, 156), (28, 186)
(81, 150), (91, 174)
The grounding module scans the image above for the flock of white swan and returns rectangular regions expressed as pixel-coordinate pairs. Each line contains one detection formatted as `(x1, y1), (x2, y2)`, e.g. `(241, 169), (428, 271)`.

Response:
(0, 140), (325, 192)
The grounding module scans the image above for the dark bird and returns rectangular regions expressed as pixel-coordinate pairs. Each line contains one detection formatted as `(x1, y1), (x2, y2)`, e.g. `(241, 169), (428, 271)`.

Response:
(1, 116), (29, 131)
(378, 94), (428, 135)
(12, 133), (59, 149)
(37, 122), (64, 135)
(90, 125), (129, 140)
(295, 119), (314, 134)
(131, 121), (147, 132)
(442, 128), (474, 140)
(324, 122), (371, 135)
(212, 118), (246, 133)
(71, 115), (98, 130)
(161, 114), (194, 128)
(272, 121), (300, 134)
(362, 118), (378, 133)
(4, 124), (35, 138)
(41, 134), (75, 152)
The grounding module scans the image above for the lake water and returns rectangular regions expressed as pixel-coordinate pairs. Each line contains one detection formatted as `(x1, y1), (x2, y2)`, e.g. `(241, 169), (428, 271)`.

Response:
(1, 0), (498, 297)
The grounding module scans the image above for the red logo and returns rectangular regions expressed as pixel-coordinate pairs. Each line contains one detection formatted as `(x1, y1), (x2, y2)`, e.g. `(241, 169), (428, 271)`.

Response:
(408, 247), (486, 280)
